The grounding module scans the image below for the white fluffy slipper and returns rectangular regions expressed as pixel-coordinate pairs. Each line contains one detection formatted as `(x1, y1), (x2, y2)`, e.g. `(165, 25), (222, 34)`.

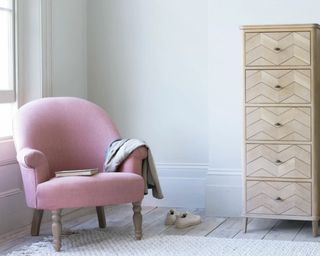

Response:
(175, 212), (201, 229)
(164, 209), (181, 225)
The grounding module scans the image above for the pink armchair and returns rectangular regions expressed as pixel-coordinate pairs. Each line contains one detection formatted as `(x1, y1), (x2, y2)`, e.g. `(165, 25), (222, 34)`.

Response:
(13, 97), (147, 251)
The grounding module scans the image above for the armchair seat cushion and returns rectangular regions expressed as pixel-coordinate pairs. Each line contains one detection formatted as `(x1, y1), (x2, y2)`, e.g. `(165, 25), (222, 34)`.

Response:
(36, 173), (144, 209)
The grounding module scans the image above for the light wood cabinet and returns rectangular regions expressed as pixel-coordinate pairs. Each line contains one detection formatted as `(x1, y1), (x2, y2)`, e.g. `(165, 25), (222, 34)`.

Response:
(245, 70), (311, 104)
(246, 144), (311, 179)
(246, 107), (311, 141)
(241, 24), (320, 236)
(245, 31), (311, 66)
(247, 181), (311, 216)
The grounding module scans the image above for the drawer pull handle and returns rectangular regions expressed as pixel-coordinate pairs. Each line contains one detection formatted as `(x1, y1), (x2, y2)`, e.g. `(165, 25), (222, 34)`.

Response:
(275, 85), (282, 89)
(275, 197), (283, 201)
(274, 122), (282, 127)
(275, 159), (283, 164)
(274, 47), (281, 52)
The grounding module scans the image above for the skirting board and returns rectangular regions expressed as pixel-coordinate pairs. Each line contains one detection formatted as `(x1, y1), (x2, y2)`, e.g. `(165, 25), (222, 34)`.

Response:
(143, 164), (243, 217)
(142, 163), (207, 209)
(206, 168), (242, 217)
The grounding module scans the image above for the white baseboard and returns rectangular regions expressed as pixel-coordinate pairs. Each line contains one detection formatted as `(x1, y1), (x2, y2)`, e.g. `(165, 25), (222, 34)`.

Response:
(143, 164), (243, 217)
(142, 163), (207, 209)
(205, 168), (242, 217)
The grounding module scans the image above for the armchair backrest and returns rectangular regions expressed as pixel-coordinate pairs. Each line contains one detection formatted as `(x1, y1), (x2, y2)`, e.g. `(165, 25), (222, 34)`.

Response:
(13, 97), (120, 177)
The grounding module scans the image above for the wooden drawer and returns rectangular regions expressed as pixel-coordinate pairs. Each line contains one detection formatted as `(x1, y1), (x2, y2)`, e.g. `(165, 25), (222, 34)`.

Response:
(245, 70), (311, 104)
(246, 144), (311, 178)
(246, 107), (311, 141)
(245, 32), (310, 66)
(246, 181), (311, 216)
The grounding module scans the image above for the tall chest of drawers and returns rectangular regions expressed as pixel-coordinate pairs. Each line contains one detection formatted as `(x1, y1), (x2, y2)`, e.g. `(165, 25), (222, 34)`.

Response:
(241, 24), (320, 236)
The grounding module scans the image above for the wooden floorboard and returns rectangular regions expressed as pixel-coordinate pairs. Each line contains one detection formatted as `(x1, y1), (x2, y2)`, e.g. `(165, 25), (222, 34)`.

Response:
(263, 220), (305, 241)
(294, 221), (320, 242)
(1, 206), (319, 255)
(234, 218), (278, 240)
(206, 217), (251, 239)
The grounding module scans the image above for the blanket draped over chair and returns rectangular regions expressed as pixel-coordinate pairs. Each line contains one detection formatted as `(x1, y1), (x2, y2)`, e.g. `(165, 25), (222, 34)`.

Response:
(104, 138), (163, 199)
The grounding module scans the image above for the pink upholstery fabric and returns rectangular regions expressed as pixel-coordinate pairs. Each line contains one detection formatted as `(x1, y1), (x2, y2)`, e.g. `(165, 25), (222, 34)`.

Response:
(13, 97), (146, 210)
(118, 146), (148, 176)
(13, 97), (120, 175)
(37, 173), (144, 209)
(16, 148), (50, 207)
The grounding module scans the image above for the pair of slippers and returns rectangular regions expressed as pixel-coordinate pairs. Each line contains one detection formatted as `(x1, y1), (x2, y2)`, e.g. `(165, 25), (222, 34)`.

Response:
(164, 209), (201, 229)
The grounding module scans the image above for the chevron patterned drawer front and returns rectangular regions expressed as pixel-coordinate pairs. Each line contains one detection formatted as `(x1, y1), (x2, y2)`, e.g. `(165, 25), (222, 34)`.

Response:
(246, 144), (311, 178)
(246, 107), (311, 141)
(245, 70), (311, 104)
(246, 181), (311, 216)
(245, 32), (310, 66)
(242, 24), (320, 235)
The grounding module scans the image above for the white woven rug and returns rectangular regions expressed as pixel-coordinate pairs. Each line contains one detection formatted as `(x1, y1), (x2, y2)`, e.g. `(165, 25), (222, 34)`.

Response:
(7, 228), (320, 256)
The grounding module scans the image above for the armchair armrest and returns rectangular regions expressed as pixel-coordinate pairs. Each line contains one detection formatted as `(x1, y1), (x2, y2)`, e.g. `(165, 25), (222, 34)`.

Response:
(17, 148), (47, 169)
(118, 146), (148, 176)
(16, 148), (50, 208)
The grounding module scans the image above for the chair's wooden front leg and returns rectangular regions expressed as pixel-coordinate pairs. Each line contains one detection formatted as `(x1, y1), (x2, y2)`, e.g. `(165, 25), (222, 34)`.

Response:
(96, 206), (106, 228)
(31, 209), (44, 236)
(132, 202), (142, 240)
(52, 209), (62, 252)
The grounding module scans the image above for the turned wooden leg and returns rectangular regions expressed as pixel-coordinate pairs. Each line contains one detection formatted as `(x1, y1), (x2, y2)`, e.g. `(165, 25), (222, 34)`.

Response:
(52, 209), (62, 252)
(132, 202), (142, 240)
(312, 220), (319, 237)
(96, 206), (106, 228)
(243, 217), (248, 233)
(31, 209), (43, 236)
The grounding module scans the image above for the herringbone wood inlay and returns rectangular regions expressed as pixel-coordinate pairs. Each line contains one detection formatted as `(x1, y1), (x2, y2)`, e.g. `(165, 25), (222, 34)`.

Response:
(246, 107), (311, 141)
(245, 32), (310, 66)
(242, 25), (320, 235)
(246, 144), (311, 178)
(247, 181), (311, 216)
(246, 70), (311, 103)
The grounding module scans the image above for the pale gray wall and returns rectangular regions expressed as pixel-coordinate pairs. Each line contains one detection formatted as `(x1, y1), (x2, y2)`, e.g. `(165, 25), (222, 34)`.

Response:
(52, 0), (87, 98)
(87, 0), (208, 164)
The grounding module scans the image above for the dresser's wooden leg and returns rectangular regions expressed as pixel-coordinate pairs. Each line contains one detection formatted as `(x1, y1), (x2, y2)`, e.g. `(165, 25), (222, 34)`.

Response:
(132, 202), (142, 240)
(243, 217), (248, 233)
(52, 209), (62, 252)
(312, 220), (318, 237)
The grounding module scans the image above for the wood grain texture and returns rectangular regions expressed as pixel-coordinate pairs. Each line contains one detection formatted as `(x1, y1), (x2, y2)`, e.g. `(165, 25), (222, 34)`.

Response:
(247, 181), (311, 216)
(96, 206), (106, 228)
(246, 144), (311, 178)
(246, 107), (311, 141)
(51, 210), (62, 252)
(206, 218), (250, 238)
(243, 25), (320, 236)
(241, 24), (320, 31)
(245, 70), (311, 104)
(245, 32), (310, 66)
(313, 27), (320, 225)
(312, 221), (319, 237)
(263, 220), (305, 241)
(132, 202), (142, 240)
(236, 218), (278, 239)
(31, 209), (43, 236)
